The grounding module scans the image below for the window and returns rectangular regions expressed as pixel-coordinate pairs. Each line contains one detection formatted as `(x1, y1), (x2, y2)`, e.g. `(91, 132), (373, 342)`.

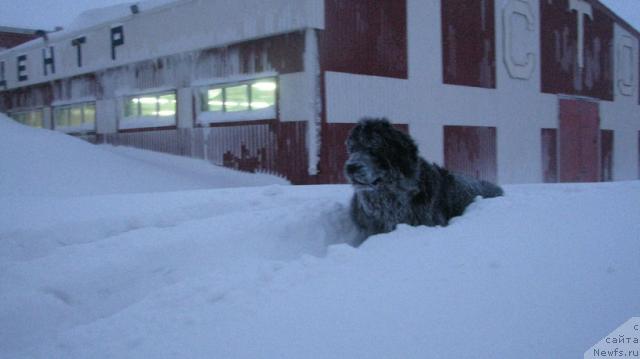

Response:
(199, 78), (277, 123)
(10, 110), (44, 128)
(122, 91), (177, 129)
(441, 0), (496, 88)
(444, 125), (498, 183)
(53, 102), (96, 132)
(251, 80), (277, 109)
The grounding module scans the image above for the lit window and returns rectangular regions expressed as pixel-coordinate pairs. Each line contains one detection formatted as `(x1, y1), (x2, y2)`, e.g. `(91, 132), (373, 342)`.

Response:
(158, 93), (177, 117)
(70, 106), (83, 126)
(125, 98), (138, 117)
(225, 84), (249, 112)
(10, 110), (44, 128)
(124, 92), (177, 118)
(54, 107), (70, 127)
(199, 77), (277, 117)
(251, 79), (276, 110)
(53, 102), (96, 131)
(140, 97), (157, 117)
(83, 103), (96, 124)
(202, 88), (223, 112)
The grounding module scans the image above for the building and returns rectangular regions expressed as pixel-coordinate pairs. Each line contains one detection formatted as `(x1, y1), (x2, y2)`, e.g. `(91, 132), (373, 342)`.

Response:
(0, 26), (38, 52)
(0, 0), (638, 184)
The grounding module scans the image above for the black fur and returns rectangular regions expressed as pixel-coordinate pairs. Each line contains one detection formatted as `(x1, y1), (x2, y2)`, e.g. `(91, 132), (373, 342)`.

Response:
(345, 118), (503, 245)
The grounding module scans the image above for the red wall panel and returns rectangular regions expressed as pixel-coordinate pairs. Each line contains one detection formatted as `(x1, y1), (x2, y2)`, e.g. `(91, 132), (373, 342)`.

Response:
(320, 0), (407, 79)
(0, 32), (36, 50)
(540, 0), (614, 100)
(237, 32), (305, 75)
(275, 121), (309, 184)
(441, 0), (496, 88)
(541, 128), (558, 183)
(558, 99), (600, 182)
(444, 125), (498, 183)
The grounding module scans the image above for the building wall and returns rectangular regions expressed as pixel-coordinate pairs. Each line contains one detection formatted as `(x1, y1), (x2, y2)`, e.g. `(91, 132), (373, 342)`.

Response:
(600, 23), (640, 181)
(1, 0), (639, 184)
(0, 0), (324, 90)
(324, 0), (640, 184)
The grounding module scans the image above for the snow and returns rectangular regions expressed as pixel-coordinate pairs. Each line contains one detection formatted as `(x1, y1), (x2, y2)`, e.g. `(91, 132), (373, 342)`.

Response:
(63, 0), (178, 33)
(1, 113), (639, 358)
(0, 114), (287, 197)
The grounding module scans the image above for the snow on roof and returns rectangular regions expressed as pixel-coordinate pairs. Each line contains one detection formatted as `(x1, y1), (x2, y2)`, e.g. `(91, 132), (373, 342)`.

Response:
(0, 26), (38, 35)
(65, 0), (179, 33)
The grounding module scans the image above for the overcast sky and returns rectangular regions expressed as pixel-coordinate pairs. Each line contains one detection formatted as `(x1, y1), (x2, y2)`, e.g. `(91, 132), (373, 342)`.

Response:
(0, 0), (638, 32)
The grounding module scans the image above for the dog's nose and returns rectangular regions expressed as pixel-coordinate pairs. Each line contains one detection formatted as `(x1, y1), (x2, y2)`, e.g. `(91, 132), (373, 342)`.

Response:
(346, 163), (362, 174)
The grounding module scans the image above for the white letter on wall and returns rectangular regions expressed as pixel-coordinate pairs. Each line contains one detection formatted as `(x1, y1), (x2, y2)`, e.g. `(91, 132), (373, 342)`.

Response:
(503, 0), (536, 80)
(569, 0), (592, 69)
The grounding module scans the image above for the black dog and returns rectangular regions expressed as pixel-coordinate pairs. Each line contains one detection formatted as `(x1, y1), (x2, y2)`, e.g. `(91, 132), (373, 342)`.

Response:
(345, 118), (503, 245)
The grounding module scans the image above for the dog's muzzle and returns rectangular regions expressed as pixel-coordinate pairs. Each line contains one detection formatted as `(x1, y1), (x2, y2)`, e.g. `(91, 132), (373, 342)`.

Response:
(345, 154), (382, 188)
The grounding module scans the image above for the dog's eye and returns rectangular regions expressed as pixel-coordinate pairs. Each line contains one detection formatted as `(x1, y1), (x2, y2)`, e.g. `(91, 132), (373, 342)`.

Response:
(374, 155), (391, 170)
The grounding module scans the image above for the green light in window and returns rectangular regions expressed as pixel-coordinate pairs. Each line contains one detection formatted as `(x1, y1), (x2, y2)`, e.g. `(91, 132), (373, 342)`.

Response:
(207, 88), (223, 112)
(158, 93), (176, 117)
(251, 79), (276, 110)
(225, 85), (249, 112)
(83, 103), (96, 124)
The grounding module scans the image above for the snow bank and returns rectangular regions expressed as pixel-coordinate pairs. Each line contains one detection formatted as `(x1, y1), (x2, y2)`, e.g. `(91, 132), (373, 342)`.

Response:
(1, 113), (639, 359)
(0, 113), (287, 197)
(1, 180), (639, 358)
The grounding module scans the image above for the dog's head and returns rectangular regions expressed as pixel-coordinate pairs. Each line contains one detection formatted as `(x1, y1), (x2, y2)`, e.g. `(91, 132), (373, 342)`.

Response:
(344, 118), (420, 191)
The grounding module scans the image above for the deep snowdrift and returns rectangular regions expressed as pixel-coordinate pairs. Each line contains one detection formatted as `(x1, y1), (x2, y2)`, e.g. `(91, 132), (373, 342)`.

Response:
(0, 114), (286, 197)
(1, 114), (639, 358)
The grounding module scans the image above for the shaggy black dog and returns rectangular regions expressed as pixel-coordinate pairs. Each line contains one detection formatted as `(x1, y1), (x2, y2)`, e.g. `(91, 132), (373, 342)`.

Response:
(345, 118), (503, 245)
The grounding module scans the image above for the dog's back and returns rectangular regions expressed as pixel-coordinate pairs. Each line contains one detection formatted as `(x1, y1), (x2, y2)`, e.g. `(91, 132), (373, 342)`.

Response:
(436, 165), (503, 221)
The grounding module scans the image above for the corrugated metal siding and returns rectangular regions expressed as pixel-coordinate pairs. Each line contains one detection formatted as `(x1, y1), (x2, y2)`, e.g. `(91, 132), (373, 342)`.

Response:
(105, 129), (185, 156)
(206, 122), (277, 172)
(600, 129), (613, 181)
(441, 0), (496, 88)
(444, 125), (498, 183)
(102, 121), (310, 183)
(320, 0), (407, 78)
(541, 128), (558, 183)
(558, 99), (600, 182)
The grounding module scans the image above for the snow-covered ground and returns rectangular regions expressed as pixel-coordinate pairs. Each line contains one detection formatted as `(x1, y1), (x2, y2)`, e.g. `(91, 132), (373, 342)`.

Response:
(1, 114), (639, 358)
(0, 115), (287, 197)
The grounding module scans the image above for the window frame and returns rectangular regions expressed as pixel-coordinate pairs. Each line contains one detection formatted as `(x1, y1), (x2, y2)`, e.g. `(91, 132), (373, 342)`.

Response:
(9, 109), (45, 128)
(52, 101), (97, 133)
(120, 90), (178, 131)
(196, 77), (278, 125)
